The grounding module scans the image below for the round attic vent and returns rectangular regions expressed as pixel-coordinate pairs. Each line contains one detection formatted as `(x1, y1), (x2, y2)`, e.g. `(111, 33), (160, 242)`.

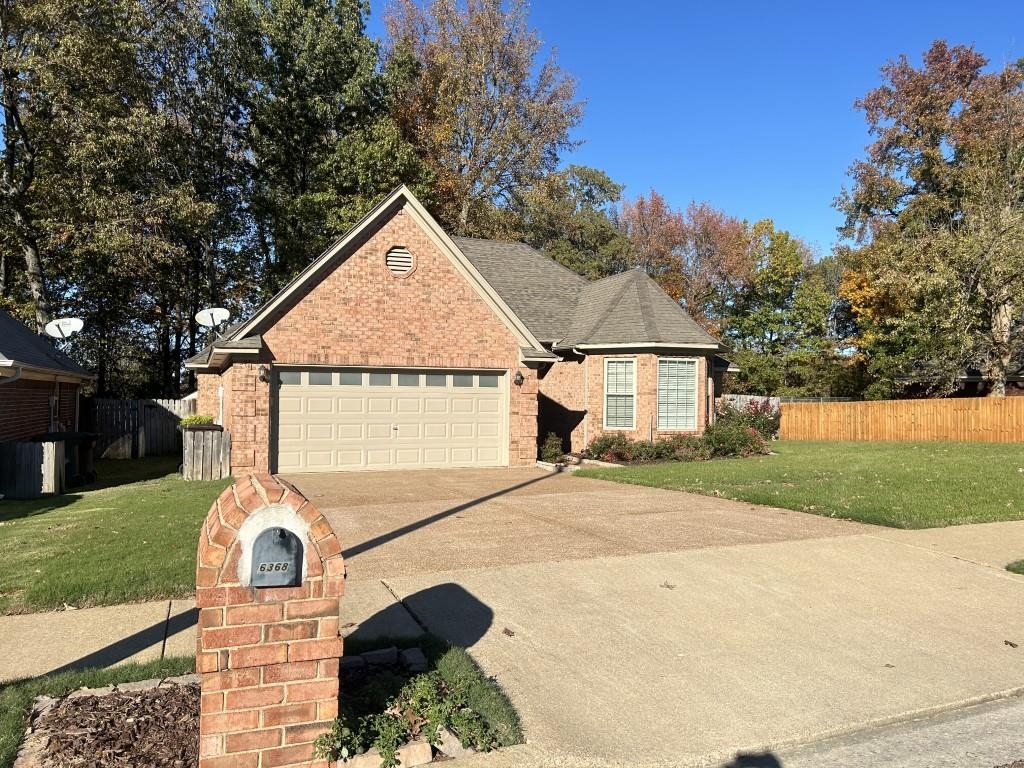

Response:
(385, 246), (414, 276)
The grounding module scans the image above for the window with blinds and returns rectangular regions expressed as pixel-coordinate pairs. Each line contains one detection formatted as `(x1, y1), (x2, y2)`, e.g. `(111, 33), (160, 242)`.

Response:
(658, 358), (697, 430)
(604, 358), (636, 429)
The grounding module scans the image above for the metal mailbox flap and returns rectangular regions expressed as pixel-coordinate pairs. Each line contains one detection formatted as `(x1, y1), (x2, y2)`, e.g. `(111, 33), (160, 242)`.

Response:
(251, 527), (303, 588)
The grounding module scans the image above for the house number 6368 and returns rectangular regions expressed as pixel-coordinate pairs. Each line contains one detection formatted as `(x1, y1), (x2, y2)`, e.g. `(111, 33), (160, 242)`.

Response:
(258, 562), (290, 573)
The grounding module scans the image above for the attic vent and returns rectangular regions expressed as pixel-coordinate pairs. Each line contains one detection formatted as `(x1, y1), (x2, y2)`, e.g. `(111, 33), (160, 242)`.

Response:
(385, 246), (414, 276)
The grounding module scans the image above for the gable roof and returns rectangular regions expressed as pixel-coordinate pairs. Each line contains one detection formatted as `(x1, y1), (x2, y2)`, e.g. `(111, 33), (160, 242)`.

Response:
(187, 185), (548, 369)
(556, 269), (722, 350)
(0, 310), (91, 378)
(453, 237), (587, 343)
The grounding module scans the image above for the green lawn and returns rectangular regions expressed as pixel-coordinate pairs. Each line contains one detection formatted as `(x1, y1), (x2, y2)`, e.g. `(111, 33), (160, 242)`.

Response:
(0, 656), (195, 768)
(577, 441), (1024, 529)
(0, 458), (228, 614)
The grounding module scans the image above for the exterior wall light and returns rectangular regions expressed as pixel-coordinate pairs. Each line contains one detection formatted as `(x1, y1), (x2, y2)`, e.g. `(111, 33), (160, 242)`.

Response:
(258, 365), (270, 383)
(513, 370), (524, 386)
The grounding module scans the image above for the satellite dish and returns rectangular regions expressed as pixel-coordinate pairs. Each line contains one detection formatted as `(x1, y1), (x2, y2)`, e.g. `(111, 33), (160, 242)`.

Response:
(195, 307), (230, 328)
(44, 317), (84, 339)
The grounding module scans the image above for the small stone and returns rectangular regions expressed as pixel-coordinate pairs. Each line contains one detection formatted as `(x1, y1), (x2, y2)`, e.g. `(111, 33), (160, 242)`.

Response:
(66, 686), (114, 700)
(361, 646), (398, 667)
(341, 741), (433, 768)
(436, 726), (476, 759)
(113, 678), (161, 693)
(340, 655), (367, 672)
(399, 647), (428, 673)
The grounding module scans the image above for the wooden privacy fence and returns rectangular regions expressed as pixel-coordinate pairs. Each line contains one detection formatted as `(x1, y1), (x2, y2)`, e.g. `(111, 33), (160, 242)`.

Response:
(780, 398), (1024, 443)
(0, 441), (65, 499)
(81, 397), (196, 458)
(182, 427), (231, 481)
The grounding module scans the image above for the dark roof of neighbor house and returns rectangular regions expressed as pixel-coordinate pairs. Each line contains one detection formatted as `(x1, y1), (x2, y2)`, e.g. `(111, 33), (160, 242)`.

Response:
(557, 269), (721, 349)
(453, 237), (588, 343)
(0, 309), (91, 377)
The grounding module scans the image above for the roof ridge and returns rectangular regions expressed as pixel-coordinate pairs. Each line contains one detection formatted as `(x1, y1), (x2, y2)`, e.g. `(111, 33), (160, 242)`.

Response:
(573, 270), (641, 345)
(636, 274), (661, 342)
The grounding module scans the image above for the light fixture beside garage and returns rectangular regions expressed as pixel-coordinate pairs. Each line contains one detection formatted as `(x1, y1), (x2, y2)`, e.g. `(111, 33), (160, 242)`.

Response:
(513, 370), (524, 386)
(258, 365), (270, 383)
(385, 246), (414, 276)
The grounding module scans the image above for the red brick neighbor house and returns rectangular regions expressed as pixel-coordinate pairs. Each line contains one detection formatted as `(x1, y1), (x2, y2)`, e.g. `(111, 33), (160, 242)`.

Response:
(0, 309), (93, 442)
(186, 186), (728, 475)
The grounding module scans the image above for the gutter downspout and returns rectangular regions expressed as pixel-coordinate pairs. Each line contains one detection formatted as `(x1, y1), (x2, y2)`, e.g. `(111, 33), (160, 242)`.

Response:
(573, 348), (589, 449)
(0, 363), (23, 385)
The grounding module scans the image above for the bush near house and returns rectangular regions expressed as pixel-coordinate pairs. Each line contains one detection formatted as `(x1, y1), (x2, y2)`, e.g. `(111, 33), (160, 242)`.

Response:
(582, 405), (774, 464)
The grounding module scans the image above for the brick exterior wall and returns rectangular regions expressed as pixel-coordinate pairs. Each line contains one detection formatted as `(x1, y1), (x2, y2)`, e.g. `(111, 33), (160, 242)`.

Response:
(215, 203), (539, 473)
(540, 353), (712, 453)
(196, 475), (344, 768)
(197, 373), (221, 422)
(0, 377), (81, 441)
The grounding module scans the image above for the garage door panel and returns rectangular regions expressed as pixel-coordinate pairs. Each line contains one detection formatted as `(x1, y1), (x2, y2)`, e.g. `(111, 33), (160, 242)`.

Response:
(307, 398), (334, 414)
(307, 424), (333, 440)
(366, 423), (392, 439)
(397, 398), (422, 413)
(424, 423), (447, 439)
(396, 423), (421, 439)
(337, 424), (363, 440)
(275, 368), (506, 472)
(279, 396), (303, 414)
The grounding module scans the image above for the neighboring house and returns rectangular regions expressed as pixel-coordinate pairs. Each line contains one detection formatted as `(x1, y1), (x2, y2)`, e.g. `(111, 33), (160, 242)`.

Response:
(186, 186), (728, 475)
(0, 309), (93, 442)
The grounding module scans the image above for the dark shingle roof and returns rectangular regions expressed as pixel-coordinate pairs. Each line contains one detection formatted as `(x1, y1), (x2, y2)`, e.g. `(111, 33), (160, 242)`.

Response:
(453, 237), (588, 342)
(556, 269), (721, 348)
(0, 310), (91, 377)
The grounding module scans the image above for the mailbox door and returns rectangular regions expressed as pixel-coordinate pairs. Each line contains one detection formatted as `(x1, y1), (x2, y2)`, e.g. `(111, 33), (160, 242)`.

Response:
(251, 527), (303, 587)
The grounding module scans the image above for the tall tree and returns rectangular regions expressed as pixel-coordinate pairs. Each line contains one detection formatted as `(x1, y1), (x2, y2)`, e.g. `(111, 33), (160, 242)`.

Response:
(384, 0), (584, 236)
(837, 41), (1024, 396)
(220, 0), (430, 292)
(614, 190), (752, 331)
(518, 165), (628, 278)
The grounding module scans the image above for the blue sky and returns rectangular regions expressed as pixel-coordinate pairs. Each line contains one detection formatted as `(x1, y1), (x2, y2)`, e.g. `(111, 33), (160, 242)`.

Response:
(366, 1), (1020, 255)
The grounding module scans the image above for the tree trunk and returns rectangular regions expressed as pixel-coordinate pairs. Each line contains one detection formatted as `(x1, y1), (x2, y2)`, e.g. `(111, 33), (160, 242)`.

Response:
(985, 299), (1014, 398)
(20, 230), (50, 333)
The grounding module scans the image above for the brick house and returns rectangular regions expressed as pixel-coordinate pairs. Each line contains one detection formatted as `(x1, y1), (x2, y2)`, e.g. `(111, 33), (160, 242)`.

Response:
(186, 186), (728, 475)
(0, 309), (93, 442)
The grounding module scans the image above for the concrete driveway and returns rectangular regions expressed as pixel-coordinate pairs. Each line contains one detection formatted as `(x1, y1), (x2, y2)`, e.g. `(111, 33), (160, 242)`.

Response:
(287, 467), (869, 580)
(285, 468), (1024, 767)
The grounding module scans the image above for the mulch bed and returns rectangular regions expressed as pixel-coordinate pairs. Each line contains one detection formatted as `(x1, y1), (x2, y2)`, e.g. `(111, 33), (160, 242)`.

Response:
(33, 684), (199, 767)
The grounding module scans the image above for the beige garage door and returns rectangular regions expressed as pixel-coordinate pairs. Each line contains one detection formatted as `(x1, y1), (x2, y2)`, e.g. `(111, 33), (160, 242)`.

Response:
(274, 368), (507, 472)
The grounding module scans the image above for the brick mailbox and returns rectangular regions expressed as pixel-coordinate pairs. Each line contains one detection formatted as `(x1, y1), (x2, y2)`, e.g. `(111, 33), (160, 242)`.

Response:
(196, 474), (345, 768)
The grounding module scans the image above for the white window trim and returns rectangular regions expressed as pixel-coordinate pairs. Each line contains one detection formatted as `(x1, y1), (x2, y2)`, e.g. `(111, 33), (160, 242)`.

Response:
(603, 357), (637, 430)
(657, 356), (699, 432)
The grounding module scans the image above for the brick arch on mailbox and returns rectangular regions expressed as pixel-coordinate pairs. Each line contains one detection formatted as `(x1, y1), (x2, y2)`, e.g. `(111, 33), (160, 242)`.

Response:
(195, 474), (345, 673)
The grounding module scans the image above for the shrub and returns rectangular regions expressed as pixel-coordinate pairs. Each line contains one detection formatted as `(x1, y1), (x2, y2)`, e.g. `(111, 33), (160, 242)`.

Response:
(582, 433), (635, 462)
(701, 418), (769, 458)
(716, 399), (780, 439)
(539, 433), (566, 463)
(179, 414), (214, 427)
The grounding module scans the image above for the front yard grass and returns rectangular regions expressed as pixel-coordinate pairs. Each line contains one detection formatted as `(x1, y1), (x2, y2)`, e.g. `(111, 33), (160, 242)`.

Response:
(0, 457), (227, 614)
(577, 440), (1024, 529)
(0, 656), (195, 768)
